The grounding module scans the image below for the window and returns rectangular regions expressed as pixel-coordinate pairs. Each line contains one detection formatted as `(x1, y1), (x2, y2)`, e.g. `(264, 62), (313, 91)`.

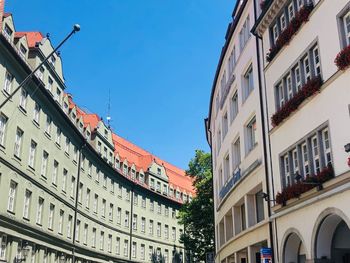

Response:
(124, 240), (128, 257)
(45, 115), (52, 135)
(125, 211), (129, 228)
(295, 64), (302, 91)
(92, 228), (96, 248)
(14, 128), (23, 158)
(95, 169), (100, 182)
(109, 203), (114, 221)
(141, 244), (145, 260)
(322, 128), (332, 165)
(73, 146), (78, 163)
(156, 181), (161, 192)
(56, 127), (62, 146)
(83, 224), (88, 245)
(23, 190), (32, 219)
(108, 235), (112, 253)
(222, 112), (228, 138)
(0, 114), (7, 146)
(62, 169), (67, 192)
(150, 178), (155, 189)
(286, 74), (293, 100)
(116, 237), (120, 255)
(277, 82), (285, 109)
(47, 77), (53, 92)
(312, 136), (321, 174)
(110, 180), (114, 193)
(292, 148), (299, 174)
(78, 183), (83, 203)
(157, 203), (161, 214)
(313, 46), (321, 76)
(165, 225), (169, 239)
(52, 160), (58, 185)
(19, 88), (28, 110)
(134, 193), (138, 205)
(280, 13), (286, 30)
(157, 222), (161, 237)
(288, 2), (295, 20)
(172, 227), (176, 241)
(297, 0), (304, 11)
(100, 231), (104, 250)
(230, 92), (239, 122)
(126, 189), (130, 201)
(239, 16), (250, 51)
(40, 151), (49, 178)
(8, 181), (17, 212)
(86, 188), (90, 209)
(0, 234), (7, 260)
(58, 210), (64, 234)
(150, 200), (154, 211)
(118, 185), (122, 198)
(149, 220), (154, 235)
(36, 197), (44, 225)
(246, 117), (257, 153)
(284, 154), (291, 186)
(132, 242), (136, 258)
(88, 161), (92, 177)
(36, 66), (44, 81)
(142, 197), (146, 208)
(117, 207), (122, 224)
(123, 164), (128, 175)
(65, 137), (70, 155)
(217, 129), (222, 152)
(103, 174), (107, 188)
(303, 55), (311, 82)
(149, 246), (153, 261)
(48, 204), (55, 230)
(33, 103), (40, 124)
(343, 11), (350, 46)
(3, 24), (12, 40)
(302, 142), (310, 177)
(70, 176), (76, 198)
(241, 203), (246, 231)
(243, 66), (254, 101)
(67, 215), (73, 238)
(28, 140), (37, 168)
(224, 154), (230, 183)
(141, 217), (146, 232)
(3, 71), (13, 94)
(165, 206), (169, 217)
(93, 194), (98, 213)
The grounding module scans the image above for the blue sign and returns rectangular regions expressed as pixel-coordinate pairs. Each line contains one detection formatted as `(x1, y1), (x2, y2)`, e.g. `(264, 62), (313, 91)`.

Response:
(260, 248), (272, 263)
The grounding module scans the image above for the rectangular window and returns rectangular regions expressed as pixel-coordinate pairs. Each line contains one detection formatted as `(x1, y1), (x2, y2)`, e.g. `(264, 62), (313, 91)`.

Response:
(83, 224), (88, 245)
(292, 148), (299, 175)
(62, 169), (67, 192)
(233, 137), (241, 173)
(302, 142), (310, 177)
(0, 234), (7, 260)
(14, 128), (23, 158)
(172, 227), (176, 241)
(100, 231), (104, 250)
(0, 114), (7, 146)
(36, 197), (44, 225)
(149, 246), (153, 261)
(288, 2), (295, 19)
(70, 176), (76, 198)
(67, 215), (73, 238)
(8, 181), (17, 212)
(222, 112), (228, 138)
(28, 140), (37, 168)
(78, 183), (83, 203)
(3, 71), (13, 94)
(48, 203), (55, 230)
(343, 11), (350, 46)
(157, 222), (161, 237)
(47, 77), (53, 92)
(149, 220), (154, 235)
(277, 82), (285, 108)
(124, 240), (128, 257)
(241, 203), (246, 231)
(108, 235), (112, 253)
(313, 46), (321, 76)
(141, 244), (145, 260)
(125, 211), (129, 228)
(132, 242), (136, 258)
(94, 194), (98, 213)
(284, 154), (291, 186)
(141, 217), (146, 233)
(109, 203), (114, 221)
(73, 146), (78, 163)
(273, 23), (279, 44)
(19, 88), (28, 110)
(102, 199), (106, 217)
(45, 115), (52, 135)
(23, 189), (32, 219)
(286, 74), (293, 100)
(312, 135), (321, 174)
(65, 137), (70, 155)
(280, 13), (286, 30)
(117, 207), (122, 224)
(303, 55), (311, 82)
(116, 237), (120, 255)
(243, 66), (254, 101)
(224, 154), (230, 183)
(58, 210), (64, 234)
(133, 214), (138, 230)
(322, 128), (332, 165)
(52, 160), (58, 185)
(230, 92), (239, 122)
(246, 117), (257, 153)
(165, 225), (169, 239)
(92, 228), (96, 248)
(40, 151), (49, 178)
(295, 65), (302, 91)
(33, 103), (40, 124)
(86, 188), (90, 209)
(256, 190), (265, 223)
(297, 0), (304, 11)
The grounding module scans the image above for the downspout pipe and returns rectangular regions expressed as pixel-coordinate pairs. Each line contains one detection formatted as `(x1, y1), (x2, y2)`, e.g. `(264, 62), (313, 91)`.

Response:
(252, 0), (276, 261)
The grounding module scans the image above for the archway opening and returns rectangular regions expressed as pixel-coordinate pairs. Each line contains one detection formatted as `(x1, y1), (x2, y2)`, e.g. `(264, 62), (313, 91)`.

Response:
(315, 214), (350, 262)
(283, 232), (306, 263)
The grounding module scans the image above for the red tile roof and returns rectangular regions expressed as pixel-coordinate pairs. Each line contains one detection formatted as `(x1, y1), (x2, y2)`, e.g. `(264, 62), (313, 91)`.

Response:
(15, 32), (43, 48)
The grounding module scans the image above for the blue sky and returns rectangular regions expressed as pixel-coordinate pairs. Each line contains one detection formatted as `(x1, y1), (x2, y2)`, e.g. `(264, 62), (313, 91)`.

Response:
(6, 0), (235, 169)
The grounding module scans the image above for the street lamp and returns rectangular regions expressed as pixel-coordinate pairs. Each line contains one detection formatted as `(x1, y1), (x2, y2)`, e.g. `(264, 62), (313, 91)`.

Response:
(0, 24), (80, 110)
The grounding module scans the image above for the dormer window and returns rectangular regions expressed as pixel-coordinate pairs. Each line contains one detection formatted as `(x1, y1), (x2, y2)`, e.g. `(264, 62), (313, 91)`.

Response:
(115, 159), (120, 170)
(156, 182), (161, 192)
(3, 24), (12, 41)
(157, 168), (161, 175)
(19, 44), (27, 60)
(86, 131), (91, 140)
(176, 191), (180, 200)
(139, 173), (144, 184)
(104, 129), (108, 137)
(150, 178), (155, 189)
(49, 56), (56, 67)
(131, 169), (135, 179)
(123, 164), (127, 175)
(72, 113), (76, 121)
(163, 185), (168, 195)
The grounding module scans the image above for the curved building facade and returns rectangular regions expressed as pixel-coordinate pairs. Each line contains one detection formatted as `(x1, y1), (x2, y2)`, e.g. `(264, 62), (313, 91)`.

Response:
(206, 1), (272, 262)
(0, 5), (194, 263)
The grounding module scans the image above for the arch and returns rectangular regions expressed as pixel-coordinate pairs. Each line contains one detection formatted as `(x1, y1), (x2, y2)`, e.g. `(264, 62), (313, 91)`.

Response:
(281, 228), (308, 263)
(311, 207), (350, 261)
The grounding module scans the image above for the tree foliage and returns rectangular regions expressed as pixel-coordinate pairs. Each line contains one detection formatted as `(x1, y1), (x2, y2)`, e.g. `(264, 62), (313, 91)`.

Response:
(178, 150), (214, 262)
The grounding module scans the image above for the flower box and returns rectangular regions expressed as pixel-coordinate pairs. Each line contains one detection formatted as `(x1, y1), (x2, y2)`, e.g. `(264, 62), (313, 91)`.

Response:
(266, 4), (314, 62)
(271, 75), (323, 127)
(335, 45), (350, 70)
(276, 165), (334, 205)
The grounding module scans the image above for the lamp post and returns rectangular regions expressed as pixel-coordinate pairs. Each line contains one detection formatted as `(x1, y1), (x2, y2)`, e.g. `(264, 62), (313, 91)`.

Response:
(0, 24), (80, 110)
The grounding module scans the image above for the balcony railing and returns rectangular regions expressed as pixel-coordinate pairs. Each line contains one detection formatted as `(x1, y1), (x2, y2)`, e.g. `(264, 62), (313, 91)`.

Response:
(220, 73), (235, 109)
(219, 168), (241, 200)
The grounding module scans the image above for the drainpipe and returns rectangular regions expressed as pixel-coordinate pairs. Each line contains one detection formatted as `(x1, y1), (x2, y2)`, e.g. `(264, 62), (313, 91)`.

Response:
(71, 141), (87, 263)
(252, 0), (276, 261)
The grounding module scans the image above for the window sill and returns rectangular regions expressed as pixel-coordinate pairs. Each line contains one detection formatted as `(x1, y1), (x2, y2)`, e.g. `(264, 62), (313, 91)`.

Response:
(64, 152), (69, 158)
(44, 132), (51, 140)
(245, 143), (258, 158)
(2, 90), (12, 100)
(18, 106), (27, 115)
(7, 210), (15, 215)
(55, 142), (61, 149)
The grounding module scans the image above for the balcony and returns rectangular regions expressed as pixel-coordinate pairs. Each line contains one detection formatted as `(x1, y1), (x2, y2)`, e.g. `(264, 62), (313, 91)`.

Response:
(219, 169), (241, 200)
(220, 73), (236, 110)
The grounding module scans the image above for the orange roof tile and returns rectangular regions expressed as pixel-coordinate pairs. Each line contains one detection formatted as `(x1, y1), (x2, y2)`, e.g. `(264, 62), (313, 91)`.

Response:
(82, 114), (100, 130)
(16, 32), (43, 48)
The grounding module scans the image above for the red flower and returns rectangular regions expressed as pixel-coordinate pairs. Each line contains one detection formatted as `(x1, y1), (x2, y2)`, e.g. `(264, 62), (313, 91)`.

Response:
(335, 45), (350, 70)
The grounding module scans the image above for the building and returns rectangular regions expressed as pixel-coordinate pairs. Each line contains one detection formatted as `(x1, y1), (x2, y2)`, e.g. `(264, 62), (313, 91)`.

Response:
(0, 4), (194, 263)
(205, 0), (273, 262)
(252, 0), (350, 262)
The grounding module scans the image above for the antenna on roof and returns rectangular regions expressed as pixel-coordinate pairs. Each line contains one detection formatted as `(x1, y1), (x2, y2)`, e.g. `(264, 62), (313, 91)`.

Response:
(106, 88), (112, 128)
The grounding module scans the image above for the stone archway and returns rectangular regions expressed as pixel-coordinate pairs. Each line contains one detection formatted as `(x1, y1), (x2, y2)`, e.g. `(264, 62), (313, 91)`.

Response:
(313, 209), (350, 262)
(282, 230), (307, 263)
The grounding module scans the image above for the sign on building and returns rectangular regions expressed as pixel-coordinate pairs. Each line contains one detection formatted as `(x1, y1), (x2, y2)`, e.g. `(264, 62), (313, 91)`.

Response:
(260, 248), (272, 263)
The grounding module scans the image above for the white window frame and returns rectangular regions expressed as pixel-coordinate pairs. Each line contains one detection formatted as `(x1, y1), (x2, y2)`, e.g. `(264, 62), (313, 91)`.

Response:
(14, 128), (23, 158)
(312, 135), (320, 174)
(322, 128), (332, 165)
(302, 142), (310, 177)
(4, 71), (13, 94)
(284, 155), (291, 186)
(28, 140), (37, 168)
(303, 55), (311, 82)
(8, 180), (17, 212)
(286, 74), (293, 100)
(19, 88), (28, 110)
(288, 2), (295, 20)
(280, 13), (287, 31)
(23, 189), (31, 219)
(0, 114), (7, 146)
(0, 234), (7, 260)
(344, 11), (350, 46)
(273, 23), (279, 44)
(277, 82), (285, 108)
(295, 64), (302, 91)
(36, 197), (44, 225)
(292, 148), (299, 174)
(313, 46), (321, 76)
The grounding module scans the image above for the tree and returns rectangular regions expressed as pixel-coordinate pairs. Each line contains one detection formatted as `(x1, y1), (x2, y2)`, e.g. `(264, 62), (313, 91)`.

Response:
(178, 150), (214, 262)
